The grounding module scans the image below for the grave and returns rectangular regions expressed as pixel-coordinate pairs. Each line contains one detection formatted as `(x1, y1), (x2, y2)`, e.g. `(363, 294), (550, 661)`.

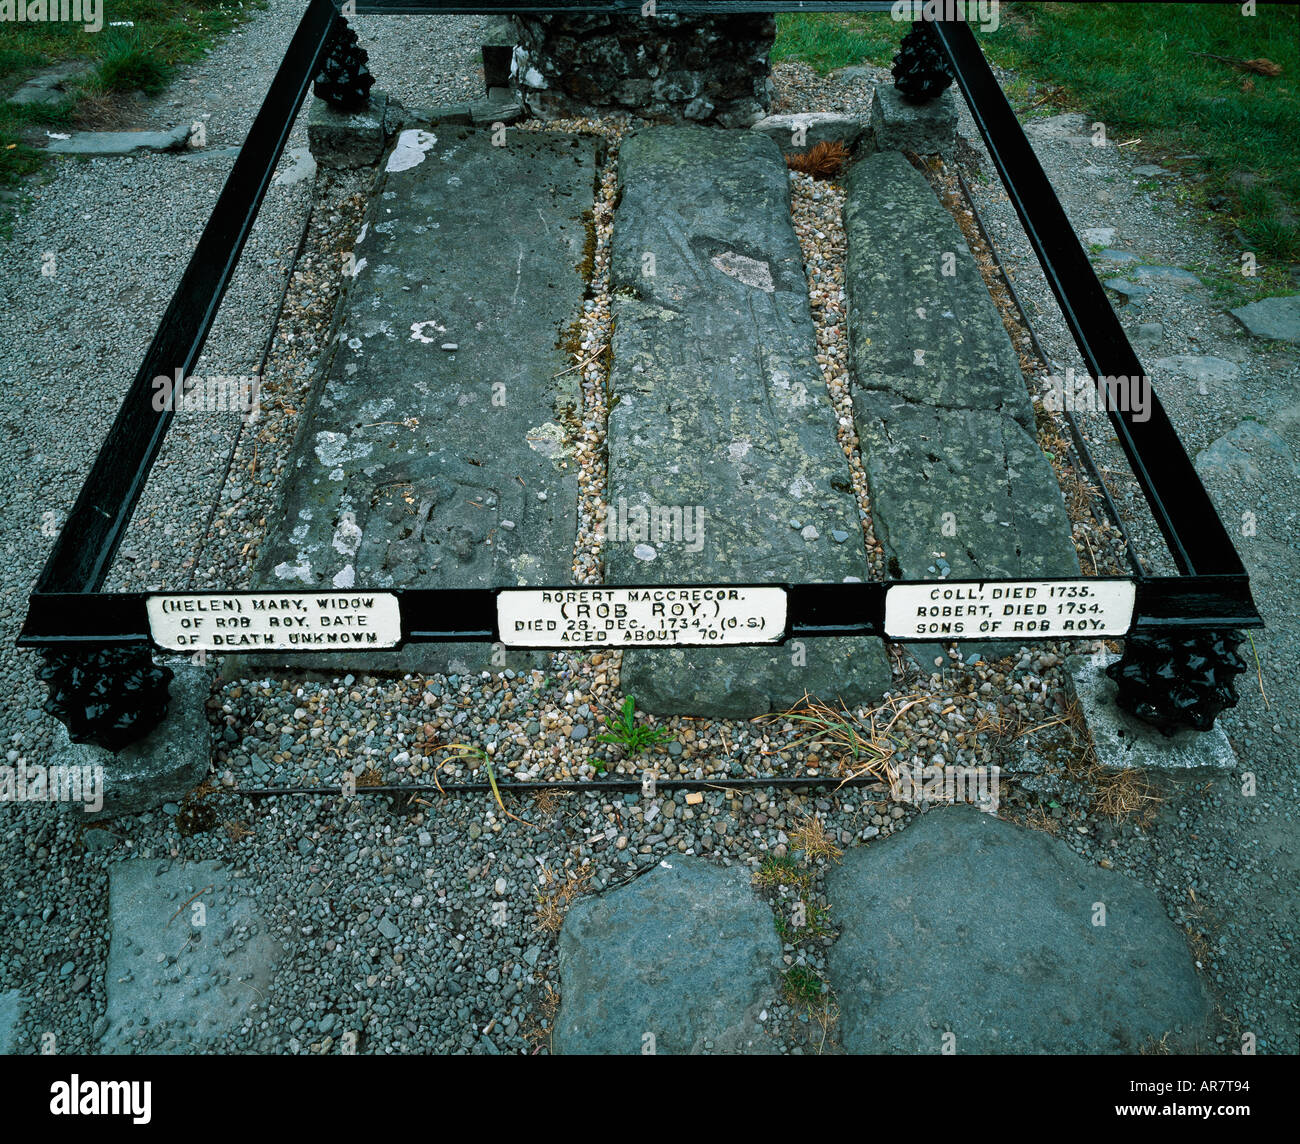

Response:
(19, 4), (1260, 752)
(244, 125), (598, 676)
(606, 125), (892, 717)
(843, 150), (1079, 667)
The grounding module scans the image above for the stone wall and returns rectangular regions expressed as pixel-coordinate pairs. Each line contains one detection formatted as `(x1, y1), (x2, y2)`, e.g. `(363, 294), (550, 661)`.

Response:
(509, 13), (775, 127)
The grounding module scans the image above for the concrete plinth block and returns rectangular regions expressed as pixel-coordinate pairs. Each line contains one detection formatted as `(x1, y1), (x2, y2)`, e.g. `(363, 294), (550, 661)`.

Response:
(870, 84), (957, 154)
(308, 91), (389, 169)
(1069, 653), (1239, 772)
(48, 663), (214, 820)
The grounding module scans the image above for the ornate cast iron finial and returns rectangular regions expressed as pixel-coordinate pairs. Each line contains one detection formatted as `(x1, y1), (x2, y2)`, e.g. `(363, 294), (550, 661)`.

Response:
(893, 22), (955, 103)
(314, 17), (375, 110)
(1106, 629), (1248, 735)
(38, 646), (174, 752)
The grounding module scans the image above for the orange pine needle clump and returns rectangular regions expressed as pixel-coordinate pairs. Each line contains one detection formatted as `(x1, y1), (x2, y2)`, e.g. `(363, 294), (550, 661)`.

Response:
(786, 140), (850, 180)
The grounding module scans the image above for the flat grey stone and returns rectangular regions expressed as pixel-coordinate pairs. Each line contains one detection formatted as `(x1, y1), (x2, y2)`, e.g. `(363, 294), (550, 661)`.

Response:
(1095, 247), (1140, 264)
(7, 63), (90, 107)
(751, 112), (870, 156)
(607, 126), (891, 717)
(102, 860), (284, 1053)
(844, 152), (1041, 429)
(555, 858), (780, 1054)
(1104, 277), (1152, 305)
(843, 151), (1078, 666)
(1023, 112), (1094, 144)
(49, 663), (213, 821)
(830, 65), (876, 86)
(1152, 354), (1241, 387)
(46, 124), (193, 156)
(245, 128), (593, 676)
(469, 95), (524, 125)
(1230, 294), (1300, 342)
(0, 990), (24, 1053)
(385, 100), (474, 133)
(1196, 418), (1300, 483)
(272, 147), (316, 187)
(1081, 227), (1117, 245)
(1069, 653), (1238, 772)
(1132, 164), (1174, 177)
(855, 402), (1080, 583)
(1131, 322), (1165, 346)
(307, 93), (389, 169)
(869, 84), (957, 154)
(1132, 264), (1201, 287)
(828, 805), (1213, 1053)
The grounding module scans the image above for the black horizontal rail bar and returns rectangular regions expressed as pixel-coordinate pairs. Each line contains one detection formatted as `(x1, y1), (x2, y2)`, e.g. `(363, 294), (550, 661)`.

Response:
(353, 1), (899, 12)
(17, 576), (1261, 651)
(31, 0), (341, 596)
(932, 17), (1251, 583)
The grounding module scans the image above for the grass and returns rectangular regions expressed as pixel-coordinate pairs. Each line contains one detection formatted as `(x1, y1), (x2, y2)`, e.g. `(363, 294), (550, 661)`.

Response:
(1, 0), (266, 222)
(764, 691), (904, 794)
(770, 12), (901, 75)
(595, 695), (673, 761)
(533, 863), (593, 933)
(774, 899), (833, 943)
(772, 4), (1300, 263)
(96, 27), (173, 96)
(789, 813), (843, 864)
(781, 965), (826, 1008)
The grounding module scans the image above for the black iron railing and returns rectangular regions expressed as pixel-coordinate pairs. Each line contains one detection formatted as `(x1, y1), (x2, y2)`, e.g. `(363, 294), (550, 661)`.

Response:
(19, 1), (1262, 747)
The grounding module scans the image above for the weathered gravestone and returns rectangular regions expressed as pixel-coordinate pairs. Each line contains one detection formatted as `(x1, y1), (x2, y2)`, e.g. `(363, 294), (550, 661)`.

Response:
(607, 125), (892, 717)
(244, 126), (597, 676)
(844, 150), (1079, 667)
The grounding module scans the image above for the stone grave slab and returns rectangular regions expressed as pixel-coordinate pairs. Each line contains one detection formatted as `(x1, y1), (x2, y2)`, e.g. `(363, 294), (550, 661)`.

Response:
(607, 125), (892, 717)
(827, 806), (1213, 1053)
(101, 859), (284, 1053)
(555, 858), (780, 1054)
(843, 151), (1078, 667)
(244, 127), (596, 676)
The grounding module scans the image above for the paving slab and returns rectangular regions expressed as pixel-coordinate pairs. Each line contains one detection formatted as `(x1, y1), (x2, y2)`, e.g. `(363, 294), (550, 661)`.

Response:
(46, 125), (193, 156)
(869, 84), (957, 154)
(555, 858), (780, 1054)
(101, 859), (284, 1053)
(827, 805), (1213, 1053)
(1069, 653), (1238, 772)
(751, 112), (870, 156)
(245, 127), (596, 676)
(607, 125), (891, 717)
(843, 151), (1078, 665)
(1230, 294), (1300, 343)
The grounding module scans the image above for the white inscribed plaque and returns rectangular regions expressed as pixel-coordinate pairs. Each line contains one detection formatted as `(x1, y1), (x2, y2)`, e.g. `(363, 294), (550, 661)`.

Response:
(497, 587), (788, 647)
(884, 579), (1136, 640)
(146, 592), (401, 651)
